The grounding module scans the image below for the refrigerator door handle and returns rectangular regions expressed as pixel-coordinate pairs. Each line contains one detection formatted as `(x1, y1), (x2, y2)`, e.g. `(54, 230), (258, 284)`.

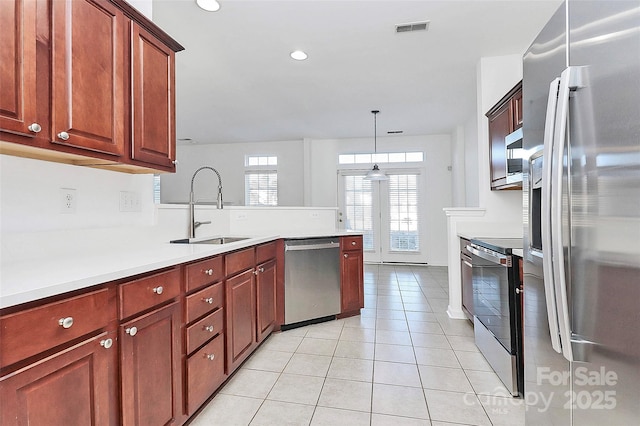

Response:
(541, 77), (563, 354)
(551, 66), (582, 362)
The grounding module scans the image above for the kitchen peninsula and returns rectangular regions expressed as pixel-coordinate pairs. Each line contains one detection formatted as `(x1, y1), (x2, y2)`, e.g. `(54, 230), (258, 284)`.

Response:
(0, 206), (363, 426)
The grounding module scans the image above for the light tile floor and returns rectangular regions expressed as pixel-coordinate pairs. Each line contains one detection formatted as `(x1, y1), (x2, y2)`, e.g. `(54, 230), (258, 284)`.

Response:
(189, 264), (525, 426)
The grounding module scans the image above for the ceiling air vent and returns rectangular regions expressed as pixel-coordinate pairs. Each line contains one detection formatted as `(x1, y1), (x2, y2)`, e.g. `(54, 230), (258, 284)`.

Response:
(395, 21), (430, 33)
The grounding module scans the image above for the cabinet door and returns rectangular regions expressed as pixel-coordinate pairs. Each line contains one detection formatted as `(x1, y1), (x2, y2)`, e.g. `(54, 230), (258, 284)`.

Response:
(0, 331), (118, 426)
(256, 259), (276, 343)
(488, 100), (512, 189)
(130, 22), (176, 170)
(0, 0), (39, 139)
(50, 0), (125, 156)
(120, 302), (182, 426)
(512, 88), (523, 130)
(341, 249), (364, 314)
(226, 269), (256, 373)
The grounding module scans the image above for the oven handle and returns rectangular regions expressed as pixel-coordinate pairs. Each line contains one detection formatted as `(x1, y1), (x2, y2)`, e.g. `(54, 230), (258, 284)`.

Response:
(466, 245), (509, 266)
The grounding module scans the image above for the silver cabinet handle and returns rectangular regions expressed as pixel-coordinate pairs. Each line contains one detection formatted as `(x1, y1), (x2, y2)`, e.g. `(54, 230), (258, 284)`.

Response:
(28, 123), (42, 133)
(57, 131), (70, 141)
(205, 354), (215, 361)
(203, 325), (214, 333)
(58, 317), (74, 329)
(125, 327), (138, 336)
(153, 286), (164, 295)
(204, 269), (214, 276)
(100, 338), (113, 349)
(202, 297), (214, 304)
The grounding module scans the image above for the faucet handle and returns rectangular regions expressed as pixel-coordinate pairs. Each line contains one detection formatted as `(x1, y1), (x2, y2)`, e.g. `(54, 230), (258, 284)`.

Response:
(194, 220), (212, 229)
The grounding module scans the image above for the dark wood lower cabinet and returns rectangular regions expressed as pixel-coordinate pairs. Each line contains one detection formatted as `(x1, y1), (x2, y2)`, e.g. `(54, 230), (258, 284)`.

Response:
(256, 259), (277, 343)
(0, 331), (118, 426)
(120, 301), (182, 426)
(341, 249), (364, 313)
(225, 269), (257, 373)
(186, 333), (225, 415)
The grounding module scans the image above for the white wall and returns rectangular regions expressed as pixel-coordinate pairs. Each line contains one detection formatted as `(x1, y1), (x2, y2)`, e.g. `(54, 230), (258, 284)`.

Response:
(161, 140), (305, 206)
(463, 113), (479, 207)
(0, 155), (155, 234)
(450, 125), (465, 207)
(474, 54), (523, 227)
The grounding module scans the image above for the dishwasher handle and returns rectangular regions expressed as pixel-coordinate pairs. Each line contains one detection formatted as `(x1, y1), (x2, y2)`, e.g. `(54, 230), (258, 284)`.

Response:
(285, 241), (340, 251)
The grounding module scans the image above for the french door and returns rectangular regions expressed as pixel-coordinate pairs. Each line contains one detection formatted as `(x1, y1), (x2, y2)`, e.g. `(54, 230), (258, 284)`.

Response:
(339, 171), (425, 263)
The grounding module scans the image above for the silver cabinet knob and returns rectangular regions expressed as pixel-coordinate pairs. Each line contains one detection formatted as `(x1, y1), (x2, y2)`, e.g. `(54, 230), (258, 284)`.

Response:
(258, 267), (265, 273)
(172, 160), (178, 165)
(351, 241), (356, 246)
(203, 325), (214, 333)
(125, 326), (138, 336)
(515, 287), (523, 294)
(205, 354), (215, 361)
(28, 123), (42, 133)
(58, 317), (74, 329)
(57, 131), (70, 141)
(153, 286), (164, 295)
(204, 269), (214, 276)
(202, 297), (214, 304)
(344, 253), (348, 258)
(253, 270), (259, 275)
(100, 338), (113, 349)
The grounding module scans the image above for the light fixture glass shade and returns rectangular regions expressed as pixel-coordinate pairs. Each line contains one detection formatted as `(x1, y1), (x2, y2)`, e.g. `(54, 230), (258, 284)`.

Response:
(196, 0), (220, 12)
(365, 164), (389, 180)
(290, 50), (308, 61)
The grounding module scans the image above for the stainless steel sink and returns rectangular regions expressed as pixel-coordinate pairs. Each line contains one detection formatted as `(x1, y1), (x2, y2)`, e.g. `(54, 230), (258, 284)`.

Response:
(170, 236), (250, 245)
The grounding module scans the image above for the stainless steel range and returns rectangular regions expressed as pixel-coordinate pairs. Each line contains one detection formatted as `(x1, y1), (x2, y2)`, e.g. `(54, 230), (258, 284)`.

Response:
(467, 237), (523, 396)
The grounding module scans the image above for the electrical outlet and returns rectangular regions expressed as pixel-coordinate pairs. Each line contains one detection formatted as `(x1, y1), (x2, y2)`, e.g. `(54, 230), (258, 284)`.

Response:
(60, 188), (77, 214)
(120, 191), (142, 212)
(310, 212), (320, 219)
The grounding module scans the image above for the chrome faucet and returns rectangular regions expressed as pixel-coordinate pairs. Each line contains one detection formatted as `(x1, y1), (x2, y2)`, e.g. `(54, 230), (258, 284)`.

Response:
(189, 166), (223, 238)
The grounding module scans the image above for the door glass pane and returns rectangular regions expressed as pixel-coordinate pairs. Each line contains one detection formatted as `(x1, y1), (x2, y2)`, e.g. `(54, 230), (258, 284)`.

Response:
(343, 175), (374, 250)
(388, 174), (419, 251)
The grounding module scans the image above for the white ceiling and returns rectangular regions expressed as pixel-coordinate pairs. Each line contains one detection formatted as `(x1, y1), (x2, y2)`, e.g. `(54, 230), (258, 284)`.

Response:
(152, 0), (562, 145)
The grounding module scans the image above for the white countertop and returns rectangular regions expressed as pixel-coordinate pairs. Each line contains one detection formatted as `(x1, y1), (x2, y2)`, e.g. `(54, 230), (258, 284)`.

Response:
(0, 230), (362, 309)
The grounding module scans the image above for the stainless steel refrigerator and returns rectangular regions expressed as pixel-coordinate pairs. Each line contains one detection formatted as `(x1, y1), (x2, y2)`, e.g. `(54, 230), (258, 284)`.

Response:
(522, 1), (640, 424)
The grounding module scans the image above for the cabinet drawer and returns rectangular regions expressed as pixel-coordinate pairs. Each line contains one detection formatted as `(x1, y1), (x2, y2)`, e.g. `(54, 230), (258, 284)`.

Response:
(341, 235), (362, 250)
(185, 308), (224, 355)
(256, 241), (277, 264)
(185, 282), (223, 324)
(225, 248), (255, 276)
(118, 268), (180, 319)
(0, 287), (115, 368)
(186, 333), (226, 415)
(185, 255), (224, 292)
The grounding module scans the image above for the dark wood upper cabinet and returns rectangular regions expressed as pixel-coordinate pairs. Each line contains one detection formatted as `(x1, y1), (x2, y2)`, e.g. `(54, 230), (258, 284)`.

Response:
(0, 0), (38, 139)
(130, 22), (176, 170)
(0, 0), (183, 173)
(486, 81), (523, 190)
(50, 0), (125, 156)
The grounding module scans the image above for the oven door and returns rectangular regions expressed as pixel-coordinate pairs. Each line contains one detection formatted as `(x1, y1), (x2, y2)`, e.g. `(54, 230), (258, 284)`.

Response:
(466, 244), (515, 354)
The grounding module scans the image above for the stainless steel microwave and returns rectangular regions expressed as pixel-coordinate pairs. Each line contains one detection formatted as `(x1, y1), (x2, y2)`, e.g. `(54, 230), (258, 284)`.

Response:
(505, 127), (523, 184)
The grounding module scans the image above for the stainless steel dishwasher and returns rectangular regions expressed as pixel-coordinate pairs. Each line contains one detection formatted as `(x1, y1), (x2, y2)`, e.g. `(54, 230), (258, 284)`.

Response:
(283, 237), (341, 327)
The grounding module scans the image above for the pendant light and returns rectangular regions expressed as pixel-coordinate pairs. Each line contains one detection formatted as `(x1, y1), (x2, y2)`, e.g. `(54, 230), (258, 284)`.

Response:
(365, 110), (388, 180)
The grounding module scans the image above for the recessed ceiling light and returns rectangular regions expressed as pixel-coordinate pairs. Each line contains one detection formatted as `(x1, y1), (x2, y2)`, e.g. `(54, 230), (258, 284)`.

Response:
(290, 50), (308, 61)
(196, 0), (220, 12)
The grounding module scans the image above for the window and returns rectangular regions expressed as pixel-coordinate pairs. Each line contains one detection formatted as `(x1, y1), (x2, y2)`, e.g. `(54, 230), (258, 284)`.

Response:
(388, 174), (420, 252)
(338, 151), (423, 165)
(343, 175), (374, 250)
(245, 155), (278, 206)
